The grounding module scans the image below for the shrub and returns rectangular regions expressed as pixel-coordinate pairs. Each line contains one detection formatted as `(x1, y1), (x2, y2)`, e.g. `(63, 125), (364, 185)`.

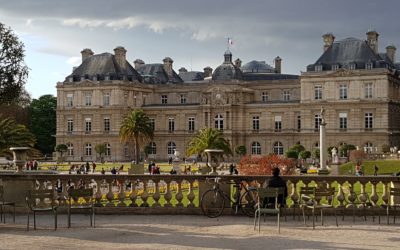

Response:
(285, 149), (298, 159)
(299, 150), (311, 159)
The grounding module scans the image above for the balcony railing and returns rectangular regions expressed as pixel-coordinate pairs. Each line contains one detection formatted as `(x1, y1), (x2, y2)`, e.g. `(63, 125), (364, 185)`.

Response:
(1, 174), (399, 214)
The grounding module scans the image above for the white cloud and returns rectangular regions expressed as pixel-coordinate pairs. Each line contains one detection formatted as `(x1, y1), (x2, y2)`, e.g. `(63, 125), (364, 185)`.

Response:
(66, 56), (81, 66)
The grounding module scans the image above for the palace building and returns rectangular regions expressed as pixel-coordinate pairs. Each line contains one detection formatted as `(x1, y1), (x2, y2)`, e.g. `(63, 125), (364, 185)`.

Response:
(56, 30), (400, 162)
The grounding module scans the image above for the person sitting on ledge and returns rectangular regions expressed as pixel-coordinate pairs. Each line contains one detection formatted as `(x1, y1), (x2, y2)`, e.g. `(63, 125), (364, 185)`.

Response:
(264, 168), (288, 208)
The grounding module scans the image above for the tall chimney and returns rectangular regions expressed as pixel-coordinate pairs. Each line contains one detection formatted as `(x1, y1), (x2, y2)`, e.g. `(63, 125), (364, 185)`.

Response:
(178, 67), (188, 73)
(366, 30), (379, 54)
(134, 59), (145, 69)
(322, 33), (335, 51)
(235, 58), (242, 68)
(114, 46), (127, 70)
(203, 66), (213, 77)
(163, 57), (174, 77)
(81, 48), (94, 62)
(274, 56), (282, 74)
(386, 44), (396, 63)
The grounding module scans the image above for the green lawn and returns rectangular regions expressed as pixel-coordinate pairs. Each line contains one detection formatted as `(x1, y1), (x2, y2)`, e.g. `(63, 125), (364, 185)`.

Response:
(339, 160), (400, 175)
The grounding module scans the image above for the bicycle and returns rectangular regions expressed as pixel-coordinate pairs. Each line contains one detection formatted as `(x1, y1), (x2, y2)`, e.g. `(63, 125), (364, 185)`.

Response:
(200, 177), (258, 218)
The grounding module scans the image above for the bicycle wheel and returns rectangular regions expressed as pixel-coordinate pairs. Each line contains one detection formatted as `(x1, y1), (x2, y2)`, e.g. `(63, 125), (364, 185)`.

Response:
(240, 188), (258, 217)
(201, 189), (225, 218)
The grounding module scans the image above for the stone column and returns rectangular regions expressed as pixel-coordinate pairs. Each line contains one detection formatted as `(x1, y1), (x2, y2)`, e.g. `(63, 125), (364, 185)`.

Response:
(318, 107), (329, 175)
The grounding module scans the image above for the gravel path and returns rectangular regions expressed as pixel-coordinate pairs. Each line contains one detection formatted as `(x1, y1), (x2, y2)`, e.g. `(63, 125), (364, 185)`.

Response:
(0, 214), (399, 249)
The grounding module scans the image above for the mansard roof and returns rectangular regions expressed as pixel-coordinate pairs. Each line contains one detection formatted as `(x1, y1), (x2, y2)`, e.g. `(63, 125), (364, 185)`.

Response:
(241, 60), (275, 73)
(307, 37), (391, 71)
(66, 53), (142, 82)
(136, 64), (183, 84)
(179, 71), (205, 82)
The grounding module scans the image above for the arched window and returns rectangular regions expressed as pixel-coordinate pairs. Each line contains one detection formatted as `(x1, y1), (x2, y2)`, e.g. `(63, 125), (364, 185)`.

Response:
(67, 143), (73, 156)
(149, 142), (156, 155)
(85, 143), (92, 156)
(364, 142), (374, 153)
(105, 143), (111, 156)
(214, 114), (224, 130)
(273, 141), (284, 155)
(251, 141), (261, 155)
(167, 142), (176, 155)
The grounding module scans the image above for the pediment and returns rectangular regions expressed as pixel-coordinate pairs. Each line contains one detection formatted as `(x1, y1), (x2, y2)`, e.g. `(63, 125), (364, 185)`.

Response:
(325, 68), (359, 77)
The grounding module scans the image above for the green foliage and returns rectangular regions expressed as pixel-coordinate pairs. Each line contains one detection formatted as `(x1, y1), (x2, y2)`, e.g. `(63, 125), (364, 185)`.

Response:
(339, 143), (356, 157)
(235, 145), (247, 156)
(290, 143), (305, 153)
(298, 150), (311, 159)
(0, 117), (35, 156)
(144, 144), (152, 157)
(55, 144), (67, 159)
(95, 143), (107, 163)
(29, 95), (56, 155)
(381, 144), (390, 153)
(285, 149), (298, 159)
(312, 148), (320, 159)
(0, 22), (29, 105)
(119, 109), (154, 163)
(187, 128), (232, 157)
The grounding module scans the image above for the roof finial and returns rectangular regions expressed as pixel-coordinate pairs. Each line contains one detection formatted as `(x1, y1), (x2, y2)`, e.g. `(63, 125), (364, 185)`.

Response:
(226, 37), (233, 50)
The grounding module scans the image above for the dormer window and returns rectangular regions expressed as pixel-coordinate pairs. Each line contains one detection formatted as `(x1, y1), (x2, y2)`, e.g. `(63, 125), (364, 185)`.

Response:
(68, 77), (73, 83)
(93, 75), (97, 81)
(332, 64), (339, 71)
(105, 75), (110, 81)
(315, 64), (323, 72)
(349, 63), (356, 70)
(365, 62), (373, 70)
(80, 76), (85, 81)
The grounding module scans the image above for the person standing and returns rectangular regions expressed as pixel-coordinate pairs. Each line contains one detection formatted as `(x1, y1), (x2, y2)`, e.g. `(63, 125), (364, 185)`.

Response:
(92, 162), (97, 173)
(374, 164), (379, 176)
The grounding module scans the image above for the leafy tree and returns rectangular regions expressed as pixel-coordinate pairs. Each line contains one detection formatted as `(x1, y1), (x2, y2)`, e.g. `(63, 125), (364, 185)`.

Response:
(339, 143), (356, 157)
(29, 95), (56, 155)
(285, 149), (298, 159)
(144, 144), (152, 158)
(187, 128), (232, 160)
(0, 117), (35, 156)
(0, 22), (29, 105)
(299, 150), (311, 159)
(95, 143), (107, 163)
(119, 109), (154, 164)
(54, 144), (67, 161)
(237, 154), (295, 175)
(312, 148), (320, 159)
(235, 145), (247, 156)
(381, 144), (390, 153)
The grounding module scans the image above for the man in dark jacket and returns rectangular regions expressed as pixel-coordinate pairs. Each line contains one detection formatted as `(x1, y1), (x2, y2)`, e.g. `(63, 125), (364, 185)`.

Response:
(265, 168), (288, 207)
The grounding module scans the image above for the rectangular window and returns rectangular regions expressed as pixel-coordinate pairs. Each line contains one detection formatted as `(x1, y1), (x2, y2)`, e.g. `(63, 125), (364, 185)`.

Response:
(180, 94), (187, 104)
(161, 95), (168, 104)
(85, 143), (92, 156)
(315, 114), (321, 130)
(67, 94), (73, 107)
(103, 93), (110, 106)
(339, 113), (347, 130)
(85, 118), (92, 133)
(314, 85), (322, 100)
(365, 63), (373, 70)
(85, 94), (92, 106)
(332, 64), (339, 71)
(124, 145), (129, 157)
(315, 65), (322, 72)
(365, 83), (373, 99)
(67, 143), (73, 156)
(252, 116), (260, 130)
(104, 117), (110, 132)
(274, 116), (282, 132)
(188, 117), (195, 132)
(168, 118), (175, 132)
(67, 119), (73, 133)
(339, 84), (348, 99)
(149, 118), (155, 131)
(283, 90), (290, 101)
(297, 115), (301, 131)
(365, 113), (373, 129)
(261, 92), (268, 102)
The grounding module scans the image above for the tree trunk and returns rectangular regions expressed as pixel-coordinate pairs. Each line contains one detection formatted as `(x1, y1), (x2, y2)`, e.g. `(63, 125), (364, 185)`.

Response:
(135, 136), (140, 164)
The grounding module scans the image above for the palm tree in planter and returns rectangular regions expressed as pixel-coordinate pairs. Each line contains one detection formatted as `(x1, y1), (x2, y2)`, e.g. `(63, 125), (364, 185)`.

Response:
(187, 128), (232, 163)
(119, 109), (154, 164)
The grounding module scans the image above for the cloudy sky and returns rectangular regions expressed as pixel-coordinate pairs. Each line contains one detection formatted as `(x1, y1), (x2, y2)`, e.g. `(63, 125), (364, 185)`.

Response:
(1, 0), (399, 98)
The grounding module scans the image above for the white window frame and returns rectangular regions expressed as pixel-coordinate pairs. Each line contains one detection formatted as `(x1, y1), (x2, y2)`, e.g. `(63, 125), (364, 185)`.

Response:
(339, 113), (347, 129)
(67, 143), (73, 156)
(365, 113), (373, 129)
(283, 90), (290, 101)
(315, 114), (321, 130)
(261, 92), (268, 102)
(274, 115), (282, 131)
(251, 141), (261, 155)
(339, 84), (348, 100)
(273, 141), (284, 155)
(85, 118), (92, 133)
(104, 117), (110, 132)
(67, 118), (73, 133)
(105, 143), (111, 156)
(252, 116), (260, 130)
(168, 118), (175, 132)
(180, 94), (187, 104)
(215, 114), (224, 131)
(66, 94), (73, 107)
(314, 85), (322, 100)
(365, 83), (373, 99)
(188, 117), (195, 132)
(161, 95), (168, 104)
(85, 94), (92, 106)
(167, 142), (176, 155)
(103, 93), (110, 106)
(85, 143), (92, 156)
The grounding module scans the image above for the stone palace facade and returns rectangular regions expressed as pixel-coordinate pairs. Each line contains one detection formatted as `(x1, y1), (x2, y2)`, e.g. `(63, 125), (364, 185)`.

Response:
(56, 30), (400, 162)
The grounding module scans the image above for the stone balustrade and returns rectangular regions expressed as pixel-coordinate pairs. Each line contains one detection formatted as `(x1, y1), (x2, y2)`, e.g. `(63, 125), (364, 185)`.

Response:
(1, 174), (399, 215)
